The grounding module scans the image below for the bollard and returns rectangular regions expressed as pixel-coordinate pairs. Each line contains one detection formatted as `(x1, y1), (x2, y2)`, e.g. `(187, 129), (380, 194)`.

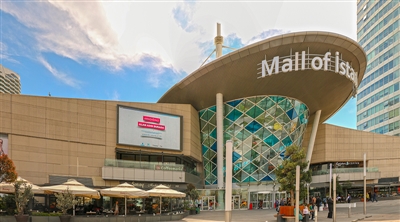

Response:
(315, 208), (318, 222)
(348, 204), (351, 218)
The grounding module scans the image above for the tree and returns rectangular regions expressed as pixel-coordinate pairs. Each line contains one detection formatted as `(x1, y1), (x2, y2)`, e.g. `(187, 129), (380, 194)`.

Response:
(275, 145), (312, 206)
(54, 188), (78, 215)
(0, 154), (17, 183)
(14, 180), (33, 215)
(185, 183), (199, 201)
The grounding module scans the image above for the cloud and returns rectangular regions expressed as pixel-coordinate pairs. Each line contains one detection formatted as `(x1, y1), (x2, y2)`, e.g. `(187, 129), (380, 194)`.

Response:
(0, 42), (19, 64)
(37, 56), (81, 88)
(198, 29), (287, 65)
(247, 29), (290, 45)
(111, 90), (120, 101)
(1, 0), (356, 89)
(172, 1), (200, 33)
(1, 1), (187, 89)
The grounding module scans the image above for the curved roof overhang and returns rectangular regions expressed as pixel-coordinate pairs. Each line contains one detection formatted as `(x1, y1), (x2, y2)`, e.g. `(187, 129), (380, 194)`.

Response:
(158, 31), (367, 123)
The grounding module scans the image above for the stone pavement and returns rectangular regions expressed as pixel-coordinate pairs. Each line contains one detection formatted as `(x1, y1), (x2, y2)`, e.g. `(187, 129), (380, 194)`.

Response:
(173, 199), (400, 222)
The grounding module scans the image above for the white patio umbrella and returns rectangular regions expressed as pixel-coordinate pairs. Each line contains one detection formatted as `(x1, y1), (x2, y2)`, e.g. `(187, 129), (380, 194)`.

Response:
(147, 185), (186, 214)
(41, 179), (100, 215)
(0, 176), (45, 194)
(100, 182), (149, 216)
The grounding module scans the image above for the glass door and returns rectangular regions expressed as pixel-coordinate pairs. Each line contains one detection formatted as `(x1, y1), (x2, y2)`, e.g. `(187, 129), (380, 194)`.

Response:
(232, 195), (240, 210)
(201, 196), (216, 211)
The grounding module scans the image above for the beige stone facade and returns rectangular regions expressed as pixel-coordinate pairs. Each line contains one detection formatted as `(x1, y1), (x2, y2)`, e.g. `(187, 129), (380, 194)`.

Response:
(1, 93), (399, 189)
(0, 93), (201, 187)
(303, 123), (400, 182)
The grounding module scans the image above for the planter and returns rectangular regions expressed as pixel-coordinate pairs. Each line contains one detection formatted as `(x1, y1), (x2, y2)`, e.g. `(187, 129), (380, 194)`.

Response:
(189, 209), (196, 215)
(59, 215), (71, 222)
(15, 215), (29, 222)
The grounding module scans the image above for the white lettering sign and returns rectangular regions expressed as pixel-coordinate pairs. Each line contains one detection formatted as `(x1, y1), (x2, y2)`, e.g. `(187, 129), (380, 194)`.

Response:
(258, 50), (358, 89)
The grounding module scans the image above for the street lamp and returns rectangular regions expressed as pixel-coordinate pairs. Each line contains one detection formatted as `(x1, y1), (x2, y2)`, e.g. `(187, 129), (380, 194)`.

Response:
(306, 183), (310, 205)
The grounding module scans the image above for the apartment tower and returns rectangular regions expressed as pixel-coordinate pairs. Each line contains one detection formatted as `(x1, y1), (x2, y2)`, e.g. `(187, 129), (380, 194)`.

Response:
(0, 64), (21, 94)
(356, 1), (400, 136)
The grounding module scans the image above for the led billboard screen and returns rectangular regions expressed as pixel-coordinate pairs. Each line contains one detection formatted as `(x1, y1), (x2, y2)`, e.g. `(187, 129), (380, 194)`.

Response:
(117, 105), (182, 151)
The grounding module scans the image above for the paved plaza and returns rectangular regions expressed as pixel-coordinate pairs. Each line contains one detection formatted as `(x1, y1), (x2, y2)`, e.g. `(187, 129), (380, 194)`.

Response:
(176, 199), (400, 222)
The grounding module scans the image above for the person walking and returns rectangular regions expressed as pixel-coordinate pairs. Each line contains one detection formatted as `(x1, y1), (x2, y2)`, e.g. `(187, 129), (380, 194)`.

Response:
(114, 201), (119, 215)
(346, 194), (351, 203)
(316, 196), (321, 211)
(327, 197), (333, 218)
(372, 192), (378, 202)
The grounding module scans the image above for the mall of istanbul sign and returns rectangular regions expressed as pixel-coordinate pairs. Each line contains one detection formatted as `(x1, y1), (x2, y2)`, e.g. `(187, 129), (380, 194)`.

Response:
(258, 49), (358, 90)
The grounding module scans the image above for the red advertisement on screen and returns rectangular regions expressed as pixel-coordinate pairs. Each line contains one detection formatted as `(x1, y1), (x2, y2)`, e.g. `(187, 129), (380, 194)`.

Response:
(138, 122), (165, 131)
(143, 116), (160, 123)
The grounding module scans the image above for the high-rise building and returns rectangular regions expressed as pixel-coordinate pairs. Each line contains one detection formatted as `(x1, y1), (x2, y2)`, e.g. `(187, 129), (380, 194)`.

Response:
(356, 1), (400, 136)
(0, 64), (21, 94)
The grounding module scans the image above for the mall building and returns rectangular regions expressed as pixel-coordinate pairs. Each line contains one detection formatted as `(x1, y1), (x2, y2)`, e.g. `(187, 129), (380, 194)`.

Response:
(0, 30), (399, 211)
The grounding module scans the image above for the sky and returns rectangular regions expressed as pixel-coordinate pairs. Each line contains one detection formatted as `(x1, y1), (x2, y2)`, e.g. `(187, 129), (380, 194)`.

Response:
(1, 0), (358, 129)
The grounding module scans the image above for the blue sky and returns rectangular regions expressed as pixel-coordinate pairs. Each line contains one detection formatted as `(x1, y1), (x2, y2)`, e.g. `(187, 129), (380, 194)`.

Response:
(1, 0), (358, 129)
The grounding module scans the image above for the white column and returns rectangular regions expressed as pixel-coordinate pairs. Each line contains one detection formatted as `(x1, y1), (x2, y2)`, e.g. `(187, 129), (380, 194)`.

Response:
(215, 23), (223, 58)
(329, 163), (332, 198)
(305, 110), (321, 171)
(333, 174), (337, 222)
(216, 93), (224, 189)
(225, 140), (233, 222)
(363, 153), (367, 215)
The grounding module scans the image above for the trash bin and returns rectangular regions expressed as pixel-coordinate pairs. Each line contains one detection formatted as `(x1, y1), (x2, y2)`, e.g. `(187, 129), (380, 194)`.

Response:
(196, 207), (200, 214)
(249, 203), (253, 210)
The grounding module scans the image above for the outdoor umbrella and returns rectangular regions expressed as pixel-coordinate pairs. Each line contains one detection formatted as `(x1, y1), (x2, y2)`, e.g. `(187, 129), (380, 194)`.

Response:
(41, 179), (100, 215)
(147, 185), (186, 214)
(100, 182), (149, 216)
(0, 176), (45, 194)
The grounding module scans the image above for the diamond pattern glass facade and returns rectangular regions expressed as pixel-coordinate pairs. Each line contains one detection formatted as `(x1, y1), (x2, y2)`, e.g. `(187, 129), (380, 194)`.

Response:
(199, 96), (309, 185)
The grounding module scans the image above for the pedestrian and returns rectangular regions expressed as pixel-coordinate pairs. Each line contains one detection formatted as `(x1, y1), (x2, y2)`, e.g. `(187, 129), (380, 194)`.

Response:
(309, 204), (315, 220)
(327, 197), (333, 218)
(316, 196), (321, 211)
(114, 201), (119, 215)
(346, 194), (351, 203)
(280, 197), (285, 206)
(372, 192), (378, 202)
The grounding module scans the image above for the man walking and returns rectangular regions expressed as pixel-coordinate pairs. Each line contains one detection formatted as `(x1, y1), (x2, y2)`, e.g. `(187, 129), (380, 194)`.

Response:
(372, 192), (378, 202)
(316, 196), (321, 211)
(346, 194), (351, 203)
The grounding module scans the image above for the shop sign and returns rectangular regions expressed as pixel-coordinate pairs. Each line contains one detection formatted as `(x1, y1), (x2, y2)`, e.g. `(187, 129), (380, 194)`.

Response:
(335, 162), (360, 167)
(154, 165), (184, 171)
(258, 50), (358, 88)
(129, 182), (185, 190)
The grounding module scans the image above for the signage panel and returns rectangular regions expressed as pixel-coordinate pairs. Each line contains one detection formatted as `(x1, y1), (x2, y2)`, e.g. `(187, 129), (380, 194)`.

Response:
(117, 105), (182, 151)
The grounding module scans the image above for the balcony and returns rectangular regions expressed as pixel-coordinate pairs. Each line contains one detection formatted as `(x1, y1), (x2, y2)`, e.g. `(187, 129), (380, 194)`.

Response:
(311, 167), (381, 184)
(102, 159), (202, 186)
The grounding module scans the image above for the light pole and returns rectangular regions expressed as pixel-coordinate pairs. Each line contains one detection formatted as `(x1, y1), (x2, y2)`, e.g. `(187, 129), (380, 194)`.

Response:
(306, 183), (310, 205)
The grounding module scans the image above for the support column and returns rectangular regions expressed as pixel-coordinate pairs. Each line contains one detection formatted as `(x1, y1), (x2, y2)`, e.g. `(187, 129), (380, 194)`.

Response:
(215, 23), (223, 58)
(225, 140), (233, 222)
(333, 174), (337, 222)
(305, 110), (321, 171)
(216, 93), (224, 189)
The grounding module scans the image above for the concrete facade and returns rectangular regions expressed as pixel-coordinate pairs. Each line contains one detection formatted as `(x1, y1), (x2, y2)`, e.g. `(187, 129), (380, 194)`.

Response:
(0, 93), (201, 187)
(304, 123), (400, 183)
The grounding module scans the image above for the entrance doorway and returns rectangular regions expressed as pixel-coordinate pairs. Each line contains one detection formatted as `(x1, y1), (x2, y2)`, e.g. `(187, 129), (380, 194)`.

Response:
(232, 195), (240, 210)
(201, 196), (215, 211)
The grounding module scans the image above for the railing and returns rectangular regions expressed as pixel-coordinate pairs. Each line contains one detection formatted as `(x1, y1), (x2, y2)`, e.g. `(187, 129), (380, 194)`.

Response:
(312, 167), (379, 176)
(104, 159), (200, 176)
